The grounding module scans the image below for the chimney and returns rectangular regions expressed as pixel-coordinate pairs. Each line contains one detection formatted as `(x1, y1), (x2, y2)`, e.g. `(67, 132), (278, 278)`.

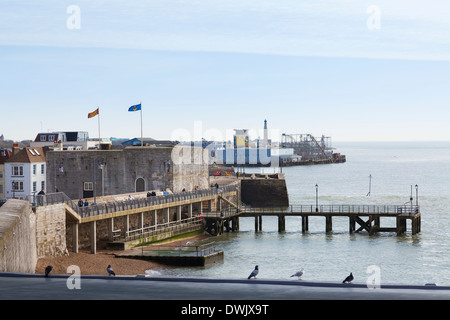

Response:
(12, 144), (20, 156)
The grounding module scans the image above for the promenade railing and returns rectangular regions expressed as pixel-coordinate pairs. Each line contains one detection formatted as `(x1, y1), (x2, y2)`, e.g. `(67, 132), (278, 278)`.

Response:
(31, 185), (237, 218)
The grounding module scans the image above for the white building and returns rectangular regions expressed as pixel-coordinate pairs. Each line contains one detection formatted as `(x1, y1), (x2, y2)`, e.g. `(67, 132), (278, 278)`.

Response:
(30, 131), (110, 150)
(4, 146), (47, 201)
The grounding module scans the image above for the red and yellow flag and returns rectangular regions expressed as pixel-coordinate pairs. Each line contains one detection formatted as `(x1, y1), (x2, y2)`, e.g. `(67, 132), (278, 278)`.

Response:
(88, 108), (99, 118)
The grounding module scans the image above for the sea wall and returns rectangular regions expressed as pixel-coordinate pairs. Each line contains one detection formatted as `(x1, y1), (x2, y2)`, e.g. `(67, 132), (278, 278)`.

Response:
(240, 178), (289, 207)
(0, 199), (37, 273)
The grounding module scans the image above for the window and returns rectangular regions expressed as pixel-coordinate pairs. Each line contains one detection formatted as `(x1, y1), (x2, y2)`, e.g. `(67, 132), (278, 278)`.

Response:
(33, 181), (37, 192)
(12, 181), (24, 192)
(33, 164), (36, 175)
(40, 135), (47, 142)
(12, 166), (24, 176)
(48, 135), (55, 142)
(84, 182), (93, 191)
(41, 164), (45, 175)
(41, 181), (45, 192)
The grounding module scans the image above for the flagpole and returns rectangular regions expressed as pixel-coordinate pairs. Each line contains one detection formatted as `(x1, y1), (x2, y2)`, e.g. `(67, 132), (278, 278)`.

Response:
(140, 101), (143, 147)
(98, 107), (101, 149)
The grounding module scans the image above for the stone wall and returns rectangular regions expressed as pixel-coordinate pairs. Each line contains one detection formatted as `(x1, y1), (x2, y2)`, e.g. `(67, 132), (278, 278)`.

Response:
(0, 199), (37, 273)
(34, 203), (68, 258)
(240, 178), (289, 207)
(46, 146), (209, 199)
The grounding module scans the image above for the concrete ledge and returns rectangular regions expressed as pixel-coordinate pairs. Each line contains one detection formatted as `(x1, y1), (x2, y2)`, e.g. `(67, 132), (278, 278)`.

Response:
(1, 273), (450, 300)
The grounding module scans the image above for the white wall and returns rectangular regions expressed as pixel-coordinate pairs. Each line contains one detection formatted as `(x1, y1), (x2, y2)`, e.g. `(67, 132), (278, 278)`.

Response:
(4, 162), (46, 200)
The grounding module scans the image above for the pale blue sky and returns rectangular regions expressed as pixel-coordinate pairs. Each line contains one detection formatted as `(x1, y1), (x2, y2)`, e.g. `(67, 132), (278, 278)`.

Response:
(1, 0), (450, 142)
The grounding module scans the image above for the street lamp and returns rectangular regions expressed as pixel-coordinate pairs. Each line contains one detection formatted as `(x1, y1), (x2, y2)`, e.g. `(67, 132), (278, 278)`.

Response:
(315, 184), (319, 212)
(415, 184), (419, 207)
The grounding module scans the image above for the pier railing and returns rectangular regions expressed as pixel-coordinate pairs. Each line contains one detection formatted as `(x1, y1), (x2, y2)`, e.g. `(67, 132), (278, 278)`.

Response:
(240, 204), (420, 216)
(140, 242), (217, 257)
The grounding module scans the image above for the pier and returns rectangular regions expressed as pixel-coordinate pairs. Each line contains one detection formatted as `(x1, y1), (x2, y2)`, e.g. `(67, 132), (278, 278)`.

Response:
(203, 203), (421, 236)
(33, 185), (238, 254)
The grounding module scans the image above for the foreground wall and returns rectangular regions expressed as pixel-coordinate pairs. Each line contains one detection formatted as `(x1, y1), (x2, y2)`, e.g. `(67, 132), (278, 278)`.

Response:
(0, 200), (37, 273)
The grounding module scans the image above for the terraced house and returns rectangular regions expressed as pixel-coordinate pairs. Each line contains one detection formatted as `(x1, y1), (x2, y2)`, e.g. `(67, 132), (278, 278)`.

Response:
(4, 145), (48, 201)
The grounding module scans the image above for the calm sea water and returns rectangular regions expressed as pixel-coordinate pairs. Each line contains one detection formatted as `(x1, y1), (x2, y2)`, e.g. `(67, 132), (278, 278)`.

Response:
(149, 141), (450, 286)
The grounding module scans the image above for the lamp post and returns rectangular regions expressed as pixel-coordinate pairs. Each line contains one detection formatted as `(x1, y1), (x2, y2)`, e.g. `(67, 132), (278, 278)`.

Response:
(415, 184), (419, 207)
(315, 184), (319, 212)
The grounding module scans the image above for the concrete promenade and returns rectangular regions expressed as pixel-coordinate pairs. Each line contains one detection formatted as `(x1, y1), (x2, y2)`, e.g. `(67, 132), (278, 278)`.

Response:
(1, 273), (449, 300)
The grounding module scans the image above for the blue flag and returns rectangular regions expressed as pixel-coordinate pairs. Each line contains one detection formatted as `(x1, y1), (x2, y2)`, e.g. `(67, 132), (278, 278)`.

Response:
(128, 103), (141, 112)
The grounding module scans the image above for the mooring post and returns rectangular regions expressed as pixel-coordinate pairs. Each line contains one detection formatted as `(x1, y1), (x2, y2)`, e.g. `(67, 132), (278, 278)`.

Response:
(258, 215), (262, 231)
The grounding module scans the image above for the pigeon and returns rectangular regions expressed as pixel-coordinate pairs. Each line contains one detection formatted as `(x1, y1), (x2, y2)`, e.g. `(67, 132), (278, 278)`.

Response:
(343, 272), (354, 283)
(107, 264), (116, 276)
(248, 265), (259, 279)
(45, 265), (53, 277)
(291, 268), (304, 280)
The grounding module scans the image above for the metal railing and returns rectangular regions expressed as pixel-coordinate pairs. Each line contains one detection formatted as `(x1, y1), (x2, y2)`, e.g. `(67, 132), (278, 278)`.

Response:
(140, 243), (218, 257)
(120, 216), (203, 241)
(240, 204), (420, 216)
(31, 185), (237, 218)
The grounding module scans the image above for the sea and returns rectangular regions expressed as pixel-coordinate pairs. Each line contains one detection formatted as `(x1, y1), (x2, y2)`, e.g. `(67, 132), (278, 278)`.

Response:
(147, 141), (450, 286)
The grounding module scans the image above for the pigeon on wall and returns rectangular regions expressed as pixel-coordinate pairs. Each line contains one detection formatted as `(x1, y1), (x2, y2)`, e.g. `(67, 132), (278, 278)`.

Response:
(343, 272), (354, 283)
(248, 265), (259, 279)
(291, 268), (304, 280)
(45, 265), (53, 277)
(107, 265), (116, 276)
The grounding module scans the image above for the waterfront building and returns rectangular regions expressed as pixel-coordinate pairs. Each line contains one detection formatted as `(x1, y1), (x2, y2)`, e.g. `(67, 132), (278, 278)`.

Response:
(4, 145), (48, 201)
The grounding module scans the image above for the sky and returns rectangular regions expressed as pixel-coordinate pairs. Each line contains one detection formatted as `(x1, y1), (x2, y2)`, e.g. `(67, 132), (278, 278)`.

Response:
(1, 0), (450, 142)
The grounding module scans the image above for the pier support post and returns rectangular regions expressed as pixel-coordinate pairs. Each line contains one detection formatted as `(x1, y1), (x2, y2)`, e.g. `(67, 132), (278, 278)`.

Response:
(90, 221), (96, 254)
(325, 215), (332, 233)
(368, 215), (374, 236)
(278, 215), (285, 232)
(72, 223), (79, 253)
(177, 205), (182, 221)
(396, 217), (407, 236)
(302, 216), (308, 233)
(153, 210), (157, 231)
(349, 216), (355, 233)
(124, 215), (129, 236)
(232, 217), (239, 231)
(165, 208), (170, 224)
(107, 217), (114, 241)
(255, 215), (262, 232)
(188, 204), (193, 218)
(139, 212), (144, 230)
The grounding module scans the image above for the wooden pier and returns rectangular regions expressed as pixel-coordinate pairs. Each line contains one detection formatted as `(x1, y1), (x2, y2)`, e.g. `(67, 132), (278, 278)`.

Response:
(203, 204), (421, 236)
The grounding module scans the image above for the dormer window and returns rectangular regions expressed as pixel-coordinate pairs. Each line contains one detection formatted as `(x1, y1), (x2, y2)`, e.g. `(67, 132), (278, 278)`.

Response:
(40, 135), (47, 142)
